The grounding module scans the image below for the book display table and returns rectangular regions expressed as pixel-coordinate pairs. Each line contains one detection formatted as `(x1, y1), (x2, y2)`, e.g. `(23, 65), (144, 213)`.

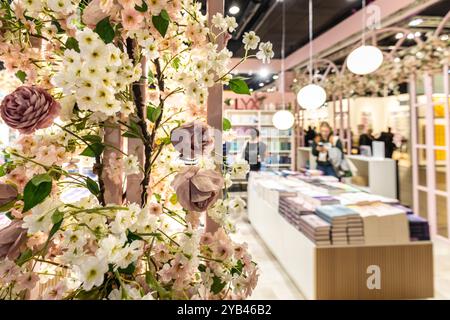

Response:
(248, 173), (434, 299)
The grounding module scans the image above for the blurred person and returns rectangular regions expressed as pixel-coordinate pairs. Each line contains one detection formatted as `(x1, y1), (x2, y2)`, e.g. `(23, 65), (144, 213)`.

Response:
(242, 128), (267, 171)
(359, 128), (374, 152)
(311, 121), (343, 177)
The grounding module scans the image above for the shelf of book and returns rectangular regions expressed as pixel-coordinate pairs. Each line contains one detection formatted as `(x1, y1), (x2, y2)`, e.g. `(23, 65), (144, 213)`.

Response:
(224, 109), (294, 171)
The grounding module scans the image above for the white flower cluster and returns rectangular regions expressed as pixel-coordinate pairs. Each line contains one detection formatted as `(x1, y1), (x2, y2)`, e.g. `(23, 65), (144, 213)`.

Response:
(52, 29), (142, 117)
(211, 13), (238, 33)
(170, 44), (234, 105)
(22, 197), (163, 291)
(17, 0), (80, 17)
(208, 196), (246, 231)
(229, 160), (251, 179)
(242, 31), (274, 64)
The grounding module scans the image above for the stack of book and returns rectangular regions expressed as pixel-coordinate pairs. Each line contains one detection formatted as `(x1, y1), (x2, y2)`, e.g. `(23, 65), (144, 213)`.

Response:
(336, 192), (398, 206)
(348, 202), (409, 245)
(279, 196), (314, 229)
(408, 215), (430, 241)
(298, 215), (331, 246)
(347, 215), (365, 245)
(299, 190), (340, 208)
(315, 205), (361, 245)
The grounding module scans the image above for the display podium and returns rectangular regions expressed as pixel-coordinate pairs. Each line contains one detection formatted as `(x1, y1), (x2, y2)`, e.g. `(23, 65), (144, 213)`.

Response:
(248, 175), (434, 299)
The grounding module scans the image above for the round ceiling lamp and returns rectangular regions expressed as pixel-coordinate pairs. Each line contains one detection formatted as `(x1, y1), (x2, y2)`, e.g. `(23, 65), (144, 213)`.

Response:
(347, 0), (384, 75)
(296, 0), (327, 111)
(297, 84), (327, 110)
(272, 110), (295, 130)
(272, 0), (295, 131)
(347, 45), (383, 75)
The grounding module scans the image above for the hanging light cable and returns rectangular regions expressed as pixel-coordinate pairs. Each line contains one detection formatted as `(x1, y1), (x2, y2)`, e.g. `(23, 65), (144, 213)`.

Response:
(296, 0), (327, 110)
(347, 0), (384, 75)
(273, 0), (294, 130)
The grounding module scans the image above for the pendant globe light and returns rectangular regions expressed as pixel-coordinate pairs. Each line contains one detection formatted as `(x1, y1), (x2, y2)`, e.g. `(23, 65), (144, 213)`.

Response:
(272, 0), (294, 130)
(346, 0), (383, 75)
(296, 0), (327, 110)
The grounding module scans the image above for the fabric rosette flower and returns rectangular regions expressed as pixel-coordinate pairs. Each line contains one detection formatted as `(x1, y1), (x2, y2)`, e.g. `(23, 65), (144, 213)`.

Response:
(0, 220), (28, 260)
(171, 166), (224, 212)
(0, 86), (60, 134)
(170, 121), (214, 161)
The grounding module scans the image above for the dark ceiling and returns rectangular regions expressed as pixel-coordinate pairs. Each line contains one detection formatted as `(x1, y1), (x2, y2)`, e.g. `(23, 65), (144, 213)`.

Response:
(224, 0), (367, 59)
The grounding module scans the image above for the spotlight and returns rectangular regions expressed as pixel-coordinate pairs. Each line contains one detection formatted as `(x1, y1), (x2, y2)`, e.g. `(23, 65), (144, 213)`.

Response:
(395, 32), (404, 39)
(229, 5), (240, 15)
(259, 68), (269, 78)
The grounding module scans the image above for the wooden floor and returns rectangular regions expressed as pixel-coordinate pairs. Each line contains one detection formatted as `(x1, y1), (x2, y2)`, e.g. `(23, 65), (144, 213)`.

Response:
(233, 216), (450, 300)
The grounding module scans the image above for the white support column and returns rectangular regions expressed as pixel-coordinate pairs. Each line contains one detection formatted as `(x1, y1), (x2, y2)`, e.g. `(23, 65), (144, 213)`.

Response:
(410, 75), (419, 217)
(444, 64), (450, 238)
(424, 73), (437, 235)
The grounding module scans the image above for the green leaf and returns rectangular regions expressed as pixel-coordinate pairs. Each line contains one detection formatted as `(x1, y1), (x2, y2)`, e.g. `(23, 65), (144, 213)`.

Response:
(51, 20), (64, 33)
(48, 217), (63, 239)
(65, 37), (80, 53)
(86, 177), (100, 196)
(94, 17), (115, 44)
(171, 57), (180, 70)
(126, 229), (144, 243)
(122, 131), (141, 139)
(0, 163), (7, 177)
(198, 264), (207, 272)
(154, 193), (161, 202)
(75, 287), (102, 300)
(16, 249), (33, 266)
(211, 276), (226, 294)
(229, 78), (250, 95)
(169, 193), (177, 205)
(80, 142), (105, 157)
(160, 9), (170, 21)
(145, 271), (169, 298)
(15, 70), (26, 83)
(118, 263), (136, 275)
(231, 260), (244, 276)
(148, 69), (155, 85)
(152, 10), (170, 38)
(134, 0), (148, 12)
(5, 212), (14, 220)
(82, 135), (102, 144)
(51, 209), (64, 224)
(23, 174), (52, 212)
(223, 118), (232, 131)
(0, 200), (16, 213)
(147, 105), (162, 123)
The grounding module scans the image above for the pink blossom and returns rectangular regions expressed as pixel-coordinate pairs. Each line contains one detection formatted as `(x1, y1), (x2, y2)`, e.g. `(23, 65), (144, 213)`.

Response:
(121, 8), (144, 31)
(0, 259), (20, 284)
(42, 282), (67, 300)
(148, 202), (162, 215)
(16, 272), (39, 291)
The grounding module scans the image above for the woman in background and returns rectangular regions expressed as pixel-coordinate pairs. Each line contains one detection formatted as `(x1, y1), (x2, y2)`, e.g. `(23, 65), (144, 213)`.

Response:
(311, 121), (343, 177)
(242, 128), (267, 171)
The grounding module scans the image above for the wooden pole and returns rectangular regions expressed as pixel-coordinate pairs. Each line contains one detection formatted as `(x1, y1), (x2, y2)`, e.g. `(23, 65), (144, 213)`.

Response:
(126, 59), (146, 205)
(102, 121), (123, 204)
(205, 0), (224, 233)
